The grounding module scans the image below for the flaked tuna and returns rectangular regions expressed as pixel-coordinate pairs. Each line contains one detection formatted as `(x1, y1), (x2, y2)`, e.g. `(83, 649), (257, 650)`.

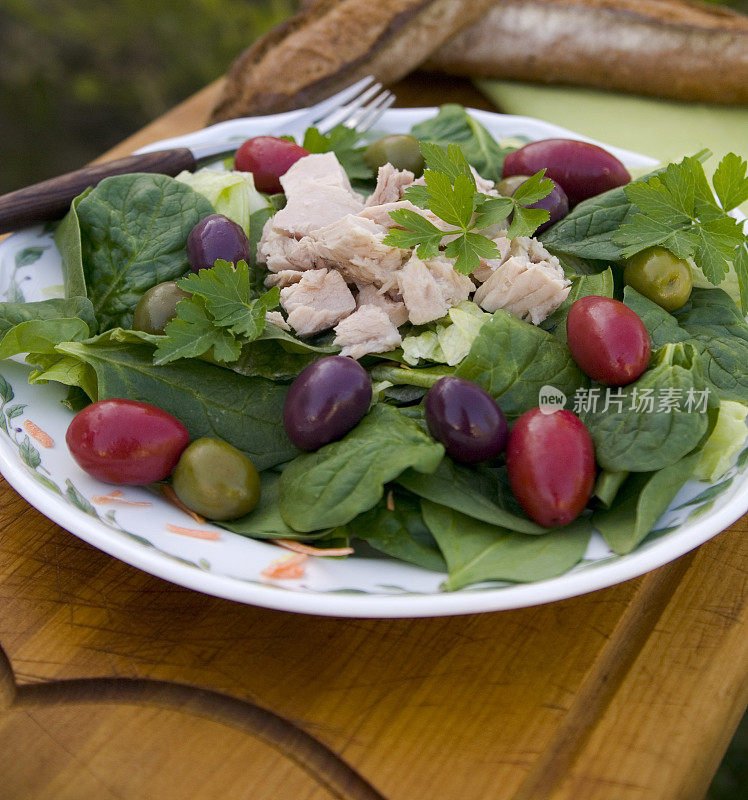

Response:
(257, 221), (317, 273)
(280, 269), (355, 337)
(355, 283), (409, 328)
(302, 214), (407, 290)
(397, 252), (474, 325)
(473, 253), (570, 325)
(264, 270), (304, 289)
(365, 164), (415, 207)
(264, 310), (290, 331)
(333, 305), (402, 360)
(359, 200), (451, 232)
(272, 153), (363, 236)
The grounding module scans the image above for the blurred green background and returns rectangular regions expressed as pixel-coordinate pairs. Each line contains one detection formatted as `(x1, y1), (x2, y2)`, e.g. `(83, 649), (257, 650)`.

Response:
(0, 0), (300, 193)
(0, 1), (745, 796)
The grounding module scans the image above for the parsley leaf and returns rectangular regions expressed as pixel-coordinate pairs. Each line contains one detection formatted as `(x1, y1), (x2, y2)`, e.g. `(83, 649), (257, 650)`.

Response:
(154, 298), (241, 365)
(713, 153), (748, 212)
(385, 210), (444, 259)
(154, 260), (280, 365)
(511, 170), (554, 206)
(424, 171), (474, 229)
(507, 206), (551, 239)
(613, 153), (748, 288)
(302, 125), (373, 182)
(384, 142), (553, 275)
(178, 260), (279, 338)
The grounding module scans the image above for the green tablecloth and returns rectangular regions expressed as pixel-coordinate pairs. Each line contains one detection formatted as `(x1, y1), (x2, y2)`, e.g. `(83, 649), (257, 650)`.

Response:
(477, 80), (748, 214)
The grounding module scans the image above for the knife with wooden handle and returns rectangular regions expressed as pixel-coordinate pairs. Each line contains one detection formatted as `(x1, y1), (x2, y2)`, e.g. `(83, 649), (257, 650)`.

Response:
(0, 141), (245, 236)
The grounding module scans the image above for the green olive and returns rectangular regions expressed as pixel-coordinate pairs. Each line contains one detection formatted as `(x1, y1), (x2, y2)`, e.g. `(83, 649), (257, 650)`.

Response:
(172, 438), (260, 520)
(364, 134), (424, 175)
(623, 247), (693, 312)
(132, 281), (190, 335)
(496, 175), (531, 197)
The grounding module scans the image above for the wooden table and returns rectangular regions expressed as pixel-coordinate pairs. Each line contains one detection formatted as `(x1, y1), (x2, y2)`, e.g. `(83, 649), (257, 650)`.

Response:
(1, 75), (746, 800)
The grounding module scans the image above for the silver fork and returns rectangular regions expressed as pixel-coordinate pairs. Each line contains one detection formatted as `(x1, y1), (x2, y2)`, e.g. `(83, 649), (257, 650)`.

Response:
(0, 76), (395, 235)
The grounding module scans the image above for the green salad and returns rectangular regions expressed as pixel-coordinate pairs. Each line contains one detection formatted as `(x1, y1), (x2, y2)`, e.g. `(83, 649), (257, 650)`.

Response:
(1, 104), (747, 591)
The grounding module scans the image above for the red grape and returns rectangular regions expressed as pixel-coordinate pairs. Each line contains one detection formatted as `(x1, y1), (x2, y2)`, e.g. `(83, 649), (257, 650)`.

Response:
(566, 296), (651, 386)
(66, 399), (189, 485)
(235, 136), (310, 193)
(507, 408), (596, 527)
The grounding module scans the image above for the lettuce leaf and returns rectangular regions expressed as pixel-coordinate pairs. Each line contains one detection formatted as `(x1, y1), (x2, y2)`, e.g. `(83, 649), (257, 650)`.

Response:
(175, 169), (270, 235)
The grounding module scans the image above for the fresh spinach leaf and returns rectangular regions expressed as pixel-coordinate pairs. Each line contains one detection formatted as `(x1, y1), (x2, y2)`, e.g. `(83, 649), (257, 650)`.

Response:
(593, 470), (629, 508)
(421, 501), (592, 591)
(28, 353), (99, 400)
(540, 183), (635, 261)
(54, 186), (92, 299)
(398, 457), (547, 535)
(216, 323), (339, 381)
(592, 451), (701, 554)
(0, 297), (97, 337)
(349, 491), (446, 572)
(455, 309), (587, 418)
(278, 404), (444, 532)
(411, 104), (512, 181)
(581, 343), (709, 471)
(74, 173), (214, 331)
(623, 287), (690, 348)
(219, 340), (320, 381)
(0, 319), (90, 360)
(625, 287), (748, 403)
(218, 472), (330, 540)
(56, 335), (297, 470)
(369, 362), (453, 390)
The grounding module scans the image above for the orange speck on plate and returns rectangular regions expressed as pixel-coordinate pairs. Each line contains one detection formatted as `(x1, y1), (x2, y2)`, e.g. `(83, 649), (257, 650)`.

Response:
(92, 491), (151, 507)
(160, 484), (206, 524)
(261, 552), (308, 580)
(276, 539), (354, 558)
(23, 420), (54, 448)
(165, 524), (221, 541)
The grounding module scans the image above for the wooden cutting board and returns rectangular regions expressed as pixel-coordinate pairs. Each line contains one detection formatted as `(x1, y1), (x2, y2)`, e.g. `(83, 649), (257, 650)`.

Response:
(0, 74), (746, 800)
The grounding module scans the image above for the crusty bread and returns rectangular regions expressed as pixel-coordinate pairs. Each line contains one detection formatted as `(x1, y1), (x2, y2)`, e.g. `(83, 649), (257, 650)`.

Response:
(428, 0), (748, 105)
(209, 0), (498, 122)
(211, 0), (748, 121)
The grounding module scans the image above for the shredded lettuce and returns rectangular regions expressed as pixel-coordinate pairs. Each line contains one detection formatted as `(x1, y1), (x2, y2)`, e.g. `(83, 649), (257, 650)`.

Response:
(401, 301), (490, 366)
(175, 169), (270, 235)
(694, 400), (748, 482)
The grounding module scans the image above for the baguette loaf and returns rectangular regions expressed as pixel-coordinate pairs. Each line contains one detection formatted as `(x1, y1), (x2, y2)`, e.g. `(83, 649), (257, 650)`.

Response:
(428, 0), (748, 105)
(209, 0), (498, 122)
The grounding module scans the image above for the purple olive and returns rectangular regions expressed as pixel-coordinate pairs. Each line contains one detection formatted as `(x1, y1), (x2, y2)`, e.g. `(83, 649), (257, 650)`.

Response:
(503, 139), (630, 206)
(187, 214), (252, 273)
(425, 377), (508, 463)
(283, 356), (373, 451)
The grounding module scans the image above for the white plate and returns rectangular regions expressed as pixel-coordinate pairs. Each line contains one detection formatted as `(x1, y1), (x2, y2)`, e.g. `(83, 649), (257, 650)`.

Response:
(1, 108), (746, 618)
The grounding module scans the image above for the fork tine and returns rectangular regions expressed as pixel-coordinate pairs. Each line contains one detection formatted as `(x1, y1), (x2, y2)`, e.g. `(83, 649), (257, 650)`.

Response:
(314, 82), (384, 134)
(346, 90), (395, 132)
(302, 75), (376, 121)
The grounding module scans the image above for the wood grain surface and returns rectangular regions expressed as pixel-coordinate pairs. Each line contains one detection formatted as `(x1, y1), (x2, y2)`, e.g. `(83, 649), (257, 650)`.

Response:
(0, 73), (746, 800)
